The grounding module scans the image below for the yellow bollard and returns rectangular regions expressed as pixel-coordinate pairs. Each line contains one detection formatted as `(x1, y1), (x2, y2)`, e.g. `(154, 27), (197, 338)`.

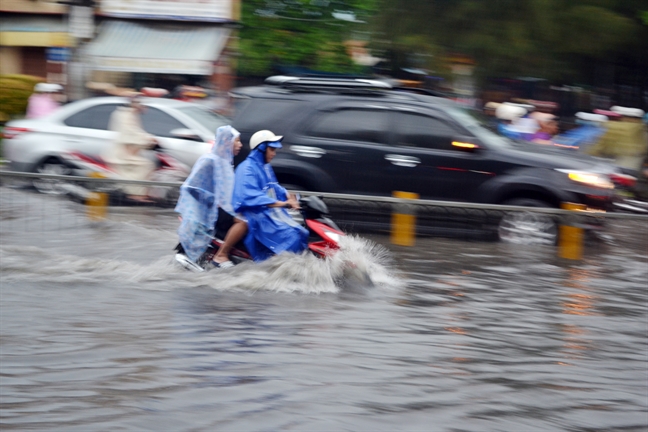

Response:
(391, 191), (419, 246)
(558, 202), (586, 260)
(86, 172), (108, 221)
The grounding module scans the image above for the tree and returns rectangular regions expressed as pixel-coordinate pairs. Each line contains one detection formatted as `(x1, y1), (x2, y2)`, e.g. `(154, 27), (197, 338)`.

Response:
(368, 0), (647, 87)
(238, 0), (378, 77)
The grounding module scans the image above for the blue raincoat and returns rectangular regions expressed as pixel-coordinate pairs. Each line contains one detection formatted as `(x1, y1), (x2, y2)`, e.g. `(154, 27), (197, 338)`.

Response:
(232, 148), (308, 262)
(174, 126), (240, 262)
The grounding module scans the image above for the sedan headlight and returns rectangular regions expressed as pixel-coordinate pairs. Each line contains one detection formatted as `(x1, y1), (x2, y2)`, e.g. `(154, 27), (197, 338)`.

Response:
(556, 169), (614, 189)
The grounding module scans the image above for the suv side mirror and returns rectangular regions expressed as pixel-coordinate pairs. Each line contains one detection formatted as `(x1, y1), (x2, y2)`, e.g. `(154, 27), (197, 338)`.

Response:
(170, 128), (203, 142)
(451, 136), (481, 152)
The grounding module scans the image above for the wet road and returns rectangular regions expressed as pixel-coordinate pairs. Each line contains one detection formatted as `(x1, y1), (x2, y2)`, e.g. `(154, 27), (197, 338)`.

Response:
(1, 187), (647, 431)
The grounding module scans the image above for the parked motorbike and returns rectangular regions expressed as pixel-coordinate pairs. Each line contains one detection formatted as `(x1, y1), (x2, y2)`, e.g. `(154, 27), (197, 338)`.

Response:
(58, 147), (190, 205)
(609, 171), (648, 214)
(174, 196), (371, 283)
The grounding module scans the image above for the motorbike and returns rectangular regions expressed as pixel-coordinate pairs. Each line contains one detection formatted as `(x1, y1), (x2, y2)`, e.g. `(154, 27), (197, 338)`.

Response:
(609, 171), (648, 214)
(58, 146), (190, 205)
(174, 195), (358, 273)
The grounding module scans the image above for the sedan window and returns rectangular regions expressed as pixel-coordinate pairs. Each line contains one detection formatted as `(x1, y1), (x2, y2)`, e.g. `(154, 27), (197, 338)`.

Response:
(140, 107), (187, 138)
(395, 112), (459, 150)
(307, 109), (389, 144)
(176, 106), (229, 133)
(63, 104), (121, 130)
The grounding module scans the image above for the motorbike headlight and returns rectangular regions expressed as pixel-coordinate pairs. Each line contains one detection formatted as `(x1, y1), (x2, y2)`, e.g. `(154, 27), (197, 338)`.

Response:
(322, 229), (343, 243)
(556, 169), (614, 189)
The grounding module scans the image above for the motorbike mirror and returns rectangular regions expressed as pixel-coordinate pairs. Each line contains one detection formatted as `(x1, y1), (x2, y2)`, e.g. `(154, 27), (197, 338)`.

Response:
(170, 128), (203, 142)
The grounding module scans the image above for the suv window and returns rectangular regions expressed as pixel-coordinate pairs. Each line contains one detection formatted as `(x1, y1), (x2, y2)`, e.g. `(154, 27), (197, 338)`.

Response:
(140, 107), (186, 137)
(234, 99), (300, 133)
(307, 109), (389, 144)
(63, 104), (120, 130)
(396, 112), (459, 150)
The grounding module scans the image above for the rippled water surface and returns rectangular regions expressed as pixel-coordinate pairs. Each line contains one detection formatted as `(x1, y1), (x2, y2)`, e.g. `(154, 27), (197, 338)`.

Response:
(1, 187), (647, 431)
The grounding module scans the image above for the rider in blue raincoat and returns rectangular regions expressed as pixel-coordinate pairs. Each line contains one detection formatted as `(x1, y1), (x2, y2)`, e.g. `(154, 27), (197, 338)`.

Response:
(175, 125), (247, 268)
(232, 130), (308, 262)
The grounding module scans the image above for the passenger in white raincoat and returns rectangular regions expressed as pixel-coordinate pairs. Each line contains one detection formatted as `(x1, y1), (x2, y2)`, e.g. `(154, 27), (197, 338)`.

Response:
(102, 95), (157, 200)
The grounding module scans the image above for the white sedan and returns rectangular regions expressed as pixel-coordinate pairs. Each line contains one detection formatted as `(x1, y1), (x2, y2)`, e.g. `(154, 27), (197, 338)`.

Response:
(3, 96), (229, 177)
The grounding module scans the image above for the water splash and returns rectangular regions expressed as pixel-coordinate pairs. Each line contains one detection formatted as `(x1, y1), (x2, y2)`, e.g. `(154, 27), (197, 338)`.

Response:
(0, 235), (400, 294)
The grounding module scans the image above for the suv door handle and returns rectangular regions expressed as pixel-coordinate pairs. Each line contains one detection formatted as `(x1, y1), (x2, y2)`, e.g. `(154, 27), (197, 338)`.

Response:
(385, 154), (420, 167)
(290, 145), (326, 158)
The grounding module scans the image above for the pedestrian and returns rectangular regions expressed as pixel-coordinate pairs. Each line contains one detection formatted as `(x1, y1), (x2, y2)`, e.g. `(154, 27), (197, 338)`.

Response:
(26, 83), (62, 119)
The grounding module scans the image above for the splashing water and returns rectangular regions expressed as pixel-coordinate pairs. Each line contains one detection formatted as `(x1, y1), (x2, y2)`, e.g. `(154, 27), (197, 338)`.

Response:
(0, 235), (400, 294)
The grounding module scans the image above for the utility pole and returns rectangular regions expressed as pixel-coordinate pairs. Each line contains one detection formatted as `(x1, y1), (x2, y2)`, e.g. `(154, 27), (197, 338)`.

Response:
(57, 0), (96, 101)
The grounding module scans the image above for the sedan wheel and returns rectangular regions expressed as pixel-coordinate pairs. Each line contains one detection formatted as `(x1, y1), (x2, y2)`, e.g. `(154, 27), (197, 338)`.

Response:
(498, 199), (557, 245)
(33, 159), (71, 195)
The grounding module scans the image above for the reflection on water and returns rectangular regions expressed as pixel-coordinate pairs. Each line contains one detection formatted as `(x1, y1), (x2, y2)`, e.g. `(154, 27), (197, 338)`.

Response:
(1, 187), (647, 431)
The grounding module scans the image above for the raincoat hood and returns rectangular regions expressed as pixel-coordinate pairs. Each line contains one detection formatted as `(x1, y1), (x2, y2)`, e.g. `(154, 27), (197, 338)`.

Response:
(212, 125), (240, 160)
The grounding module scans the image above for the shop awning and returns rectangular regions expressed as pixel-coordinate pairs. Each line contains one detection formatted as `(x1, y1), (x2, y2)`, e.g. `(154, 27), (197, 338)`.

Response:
(0, 16), (73, 47)
(85, 21), (230, 75)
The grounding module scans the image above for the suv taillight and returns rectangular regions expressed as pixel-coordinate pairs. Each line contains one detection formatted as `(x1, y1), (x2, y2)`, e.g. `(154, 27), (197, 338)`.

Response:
(2, 127), (32, 139)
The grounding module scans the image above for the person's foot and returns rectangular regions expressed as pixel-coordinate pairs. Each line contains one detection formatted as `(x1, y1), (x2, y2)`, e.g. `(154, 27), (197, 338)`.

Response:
(212, 254), (235, 269)
(208, 259), (235, 270)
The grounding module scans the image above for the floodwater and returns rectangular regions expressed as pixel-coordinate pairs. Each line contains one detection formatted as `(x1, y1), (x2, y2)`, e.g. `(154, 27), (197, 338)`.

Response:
(1, 187), (647, 431)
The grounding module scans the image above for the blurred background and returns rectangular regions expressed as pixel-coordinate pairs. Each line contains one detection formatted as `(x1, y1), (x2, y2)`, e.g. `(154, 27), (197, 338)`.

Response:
(1, 0), (647, 118)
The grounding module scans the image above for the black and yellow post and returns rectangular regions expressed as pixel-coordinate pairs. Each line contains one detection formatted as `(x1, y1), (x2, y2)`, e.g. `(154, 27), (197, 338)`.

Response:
(391, 191), (419, 246)
(86, 172), (108, 221)
(558, 202), (586, 260)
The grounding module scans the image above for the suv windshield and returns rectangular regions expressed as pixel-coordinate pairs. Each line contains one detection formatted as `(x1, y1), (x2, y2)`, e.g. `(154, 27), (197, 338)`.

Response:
(177, 106), (229, 132)
(446, 107), (512, 149)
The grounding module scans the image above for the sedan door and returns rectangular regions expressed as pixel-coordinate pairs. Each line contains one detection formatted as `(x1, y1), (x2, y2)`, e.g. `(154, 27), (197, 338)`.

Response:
(59, 103), (121, 156)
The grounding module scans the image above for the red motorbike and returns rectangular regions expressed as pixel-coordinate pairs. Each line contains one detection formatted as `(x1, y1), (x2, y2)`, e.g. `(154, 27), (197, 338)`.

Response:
(174, 196), (350, 271)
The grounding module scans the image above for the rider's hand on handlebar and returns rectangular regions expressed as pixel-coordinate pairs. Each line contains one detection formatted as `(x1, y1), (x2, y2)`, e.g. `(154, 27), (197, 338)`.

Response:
(286, 196), (300, 210)
(149, 138), (162, 151)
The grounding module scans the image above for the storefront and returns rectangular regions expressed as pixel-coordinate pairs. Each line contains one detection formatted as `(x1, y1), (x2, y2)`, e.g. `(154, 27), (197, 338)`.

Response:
(0, 16), (73, 81)
(84, 0), (239, 108)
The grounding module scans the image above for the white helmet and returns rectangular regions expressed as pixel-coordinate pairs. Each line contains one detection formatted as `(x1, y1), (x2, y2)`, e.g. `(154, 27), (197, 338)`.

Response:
(249, 130), (283, 150)
(34, 83), (62, 93)
(610, 106), (645, 118)
(496, 103), (526, 121)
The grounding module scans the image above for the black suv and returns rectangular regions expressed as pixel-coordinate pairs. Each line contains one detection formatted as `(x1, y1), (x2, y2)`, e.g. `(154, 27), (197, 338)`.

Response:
(231, 76), (616, 214)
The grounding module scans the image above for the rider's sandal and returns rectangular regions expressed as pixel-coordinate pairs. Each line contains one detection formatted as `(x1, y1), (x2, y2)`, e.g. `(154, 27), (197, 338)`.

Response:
(209, 260), (235, 270)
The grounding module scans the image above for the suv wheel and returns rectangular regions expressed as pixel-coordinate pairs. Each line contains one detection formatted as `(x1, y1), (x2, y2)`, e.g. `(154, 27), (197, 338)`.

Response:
(498, 198), (557, 245)
(33, 158), (71, 195)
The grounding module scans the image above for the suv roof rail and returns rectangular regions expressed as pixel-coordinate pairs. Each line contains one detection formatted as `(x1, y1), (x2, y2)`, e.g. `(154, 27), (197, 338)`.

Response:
(265, 75), (392, 90)
(392, 86), (448, 98)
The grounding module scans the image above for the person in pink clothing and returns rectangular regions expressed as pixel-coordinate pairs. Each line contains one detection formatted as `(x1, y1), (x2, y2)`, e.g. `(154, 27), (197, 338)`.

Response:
(26, 83), (62, 119)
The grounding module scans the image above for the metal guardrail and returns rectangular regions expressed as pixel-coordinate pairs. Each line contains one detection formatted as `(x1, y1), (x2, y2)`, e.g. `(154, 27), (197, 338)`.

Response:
(1, 169), (647, 221)
(0, 170), (183, 187)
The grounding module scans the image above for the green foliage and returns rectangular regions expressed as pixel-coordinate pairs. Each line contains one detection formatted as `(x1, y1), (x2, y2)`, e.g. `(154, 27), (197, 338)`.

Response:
(369, 0), (648, 85)
(238, 0), (378, 77)
(0, 74), (41, 122)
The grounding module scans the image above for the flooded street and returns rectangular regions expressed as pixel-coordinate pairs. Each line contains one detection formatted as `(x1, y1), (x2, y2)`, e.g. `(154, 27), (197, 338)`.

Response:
(1, 187), (647, 431)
